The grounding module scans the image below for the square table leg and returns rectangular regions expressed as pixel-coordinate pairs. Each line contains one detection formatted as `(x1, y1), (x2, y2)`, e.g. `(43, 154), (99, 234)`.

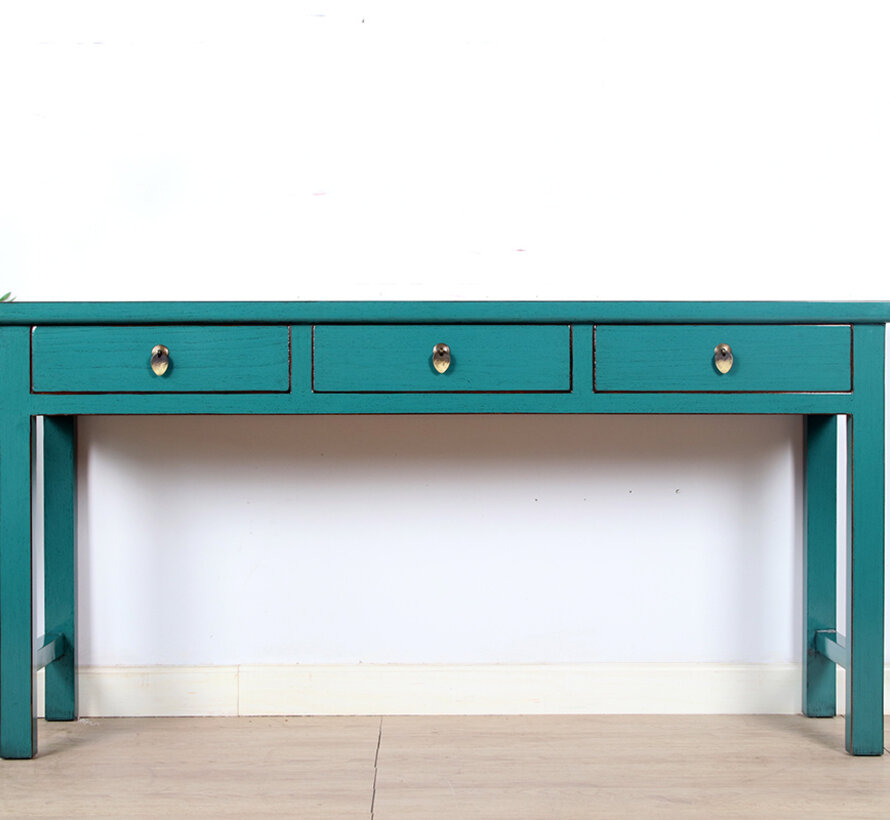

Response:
(802, 414), (838, 717)
(0, 414), (36, 759)
(845, 335), (886, 754)
(43, 416), (78, 722)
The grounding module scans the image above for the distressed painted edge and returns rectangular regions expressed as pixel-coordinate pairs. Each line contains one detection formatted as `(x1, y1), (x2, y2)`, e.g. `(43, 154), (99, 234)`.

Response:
(5, 301), (890, 325)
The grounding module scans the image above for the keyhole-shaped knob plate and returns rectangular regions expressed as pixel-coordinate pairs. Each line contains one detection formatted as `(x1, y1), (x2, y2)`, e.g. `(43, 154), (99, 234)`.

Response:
(432, 343), (451, 373)
(151, 344), (170, 376)
(714, 343), (733, 374)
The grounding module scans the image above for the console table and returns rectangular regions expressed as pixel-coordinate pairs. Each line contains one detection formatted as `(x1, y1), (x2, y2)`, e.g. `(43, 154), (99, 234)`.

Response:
(1, 301), (886, 758)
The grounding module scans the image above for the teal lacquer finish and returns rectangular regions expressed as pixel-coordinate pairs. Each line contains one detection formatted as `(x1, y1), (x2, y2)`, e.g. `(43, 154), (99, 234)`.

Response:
(32, 325), (290, 393)
(34, 634), (67, 670)
(4, 300), (890, 325)
(43, 416), (78, 721)
(802, 415), (837, 717)
(814, 631), (848, 669)
(595, 325), (852, 392)
(0, 303), (886, 759)
(313, 324), (571, 392)
(845, 324), (885, 755)
(0, 327), (36, 759)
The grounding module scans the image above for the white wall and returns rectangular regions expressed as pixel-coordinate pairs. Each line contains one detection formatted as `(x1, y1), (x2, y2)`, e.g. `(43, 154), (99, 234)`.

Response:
(60, 414), (804, 665)
(4, 2), (890, 708)
(3, 1), (888, 302)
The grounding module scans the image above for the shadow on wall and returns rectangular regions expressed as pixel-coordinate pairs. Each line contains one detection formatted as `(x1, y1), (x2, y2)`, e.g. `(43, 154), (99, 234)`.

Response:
(49, 414), (804, 666)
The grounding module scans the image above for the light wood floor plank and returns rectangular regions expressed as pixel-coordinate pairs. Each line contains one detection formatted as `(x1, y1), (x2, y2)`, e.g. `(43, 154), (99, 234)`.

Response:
(0, 717), (380, 819)
(373, 715), (890, 819)
(0, 716), (887, 818)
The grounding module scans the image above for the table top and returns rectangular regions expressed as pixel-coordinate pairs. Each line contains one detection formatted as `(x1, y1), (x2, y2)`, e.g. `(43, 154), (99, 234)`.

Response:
(2, 300), (890, 324)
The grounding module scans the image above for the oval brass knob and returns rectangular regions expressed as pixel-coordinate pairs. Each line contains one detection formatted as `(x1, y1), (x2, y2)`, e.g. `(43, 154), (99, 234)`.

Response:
(432, 343), (451, 374)
(714, 343), (733, 374)
(150, 344), (170, 376)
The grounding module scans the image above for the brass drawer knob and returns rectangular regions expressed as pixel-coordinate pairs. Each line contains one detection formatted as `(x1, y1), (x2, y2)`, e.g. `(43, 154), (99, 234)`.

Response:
(432, 343), (451, 373)
(150, 344), (170, 376)
(714, 343), (733, 374)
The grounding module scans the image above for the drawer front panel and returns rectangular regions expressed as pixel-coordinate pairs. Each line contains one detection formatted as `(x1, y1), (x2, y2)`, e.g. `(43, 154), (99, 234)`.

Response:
(595, 325), (851, 392)
(32, 326), (291, 393)
(313, 325), (571, 392)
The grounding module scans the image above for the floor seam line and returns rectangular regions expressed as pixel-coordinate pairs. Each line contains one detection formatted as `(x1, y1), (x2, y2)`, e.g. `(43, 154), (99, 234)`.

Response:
(370, 716), (383, 820)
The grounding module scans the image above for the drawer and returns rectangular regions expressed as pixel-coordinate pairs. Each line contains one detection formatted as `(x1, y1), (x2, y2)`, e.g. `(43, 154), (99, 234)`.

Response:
(31, 325), (291, 393)
(594, 325), (851, 392)
(313, 324), (571, 392)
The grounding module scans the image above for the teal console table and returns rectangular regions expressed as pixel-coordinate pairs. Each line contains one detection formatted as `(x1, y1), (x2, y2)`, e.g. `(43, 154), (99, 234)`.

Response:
(1, 301), (887, 758)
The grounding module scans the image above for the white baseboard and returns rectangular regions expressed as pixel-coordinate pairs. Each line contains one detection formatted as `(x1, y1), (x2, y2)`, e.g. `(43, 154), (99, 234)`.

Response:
(35, 663), (890, 718)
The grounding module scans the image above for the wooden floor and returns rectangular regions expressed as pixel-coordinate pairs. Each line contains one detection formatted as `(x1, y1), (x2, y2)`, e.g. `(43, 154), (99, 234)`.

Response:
(1, 716), (887, 818)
